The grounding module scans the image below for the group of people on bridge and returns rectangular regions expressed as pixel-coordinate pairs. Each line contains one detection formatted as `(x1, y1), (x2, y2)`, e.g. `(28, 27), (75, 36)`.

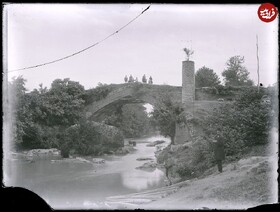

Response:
(124, 74), (153, 84)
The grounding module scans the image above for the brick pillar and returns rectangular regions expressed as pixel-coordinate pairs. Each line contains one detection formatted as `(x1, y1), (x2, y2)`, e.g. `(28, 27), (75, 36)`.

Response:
(174, 60), (195, 144)
(182, 60), (195, 105)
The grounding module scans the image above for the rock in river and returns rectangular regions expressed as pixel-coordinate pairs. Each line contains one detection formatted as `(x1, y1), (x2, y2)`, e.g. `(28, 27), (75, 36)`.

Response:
(92, 158), (106, 164)
(26, 148), (61, 160)
(135, 161), (157, 172)
(136, 157), (154, 161)
(146, 140), (165, 147)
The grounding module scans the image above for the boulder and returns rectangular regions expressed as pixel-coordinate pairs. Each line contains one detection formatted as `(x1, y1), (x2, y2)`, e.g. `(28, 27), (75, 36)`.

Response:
(136, 157), (154, 161)
(146, 140), (165, 147)
(51, 158), (92, 164)
(115, 146), (135, 155)
(92, 158), (106, 164)
(76, 157), (92, 163)
(26, 148), (61, 160)
(136, 161), (157, 172)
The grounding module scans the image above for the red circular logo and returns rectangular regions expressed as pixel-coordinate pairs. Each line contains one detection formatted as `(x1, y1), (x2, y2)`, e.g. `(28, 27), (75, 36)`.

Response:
(258, 3), (278, 23)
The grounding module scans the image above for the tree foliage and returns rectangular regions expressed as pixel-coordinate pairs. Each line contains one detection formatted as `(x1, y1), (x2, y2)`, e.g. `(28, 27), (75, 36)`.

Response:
(195, 66), (221, 88)
(61, 121), (124, 157)
(104, 104), (152, 138)
(9, 77), (124, 156)
(45, 78), (85, 126)
(157, 87), (275, 181)
(222, 56), (254, 86)
(202, 87), (273, 155)
(8, 76), (28, 147)
(151, 96), (186, 144)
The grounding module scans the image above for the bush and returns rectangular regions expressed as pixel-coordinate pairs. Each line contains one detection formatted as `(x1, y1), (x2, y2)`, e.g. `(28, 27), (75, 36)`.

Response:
(176, 164), (193, 179)
(60, 121), (124, 157)
(203, 87), (273, 155)
(157, 137), (214, 180)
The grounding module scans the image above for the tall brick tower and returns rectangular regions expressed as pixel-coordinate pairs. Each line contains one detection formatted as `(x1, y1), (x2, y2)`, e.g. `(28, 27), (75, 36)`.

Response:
(182, 60), (195, 106)
(174, 60), (195, 144)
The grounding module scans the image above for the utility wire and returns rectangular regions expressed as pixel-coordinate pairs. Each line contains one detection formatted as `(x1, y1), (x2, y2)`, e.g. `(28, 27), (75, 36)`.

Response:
(8, 4), (151, 73)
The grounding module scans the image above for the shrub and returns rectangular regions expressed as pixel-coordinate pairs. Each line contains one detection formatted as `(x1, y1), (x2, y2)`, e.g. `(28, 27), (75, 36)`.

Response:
(60, 121), (124, 157)
(203, 87), (273, 155)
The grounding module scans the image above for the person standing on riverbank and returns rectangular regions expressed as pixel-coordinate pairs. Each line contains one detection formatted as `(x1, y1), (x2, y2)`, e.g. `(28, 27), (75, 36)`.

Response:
(164, 151), (174, 185)
(211, 134), (225, 173)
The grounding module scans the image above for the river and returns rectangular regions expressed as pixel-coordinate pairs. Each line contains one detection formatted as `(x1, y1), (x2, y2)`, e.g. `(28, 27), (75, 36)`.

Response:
(6, 135), (170, 209)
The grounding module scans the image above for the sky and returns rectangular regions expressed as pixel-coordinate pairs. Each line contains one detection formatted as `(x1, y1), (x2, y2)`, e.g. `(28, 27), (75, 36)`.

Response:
(4, 3), (279, 91)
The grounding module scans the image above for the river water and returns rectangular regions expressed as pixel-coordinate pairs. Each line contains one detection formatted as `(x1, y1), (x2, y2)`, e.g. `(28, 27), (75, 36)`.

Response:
(6, 135), (170, 209)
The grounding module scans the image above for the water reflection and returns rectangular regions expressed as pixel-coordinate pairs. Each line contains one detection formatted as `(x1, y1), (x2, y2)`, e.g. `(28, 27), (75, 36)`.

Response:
(121, 168), (164, 191)
(6, 135), (170, 209)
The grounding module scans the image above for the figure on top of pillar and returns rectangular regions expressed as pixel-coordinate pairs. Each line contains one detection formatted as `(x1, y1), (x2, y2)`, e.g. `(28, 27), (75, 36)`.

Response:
(183, 47), (194, 61)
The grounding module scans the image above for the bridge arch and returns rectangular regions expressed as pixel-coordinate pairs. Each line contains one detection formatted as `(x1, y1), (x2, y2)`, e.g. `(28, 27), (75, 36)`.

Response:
(85, 83), (181, 121)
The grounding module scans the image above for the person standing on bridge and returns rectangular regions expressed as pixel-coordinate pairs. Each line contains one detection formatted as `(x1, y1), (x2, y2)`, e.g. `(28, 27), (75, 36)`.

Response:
(124, 75), (128, 83)
(211, 133), (225, 173)
(142, 74), (147, 83)
(128, 75), (134, 83)
(148, 76), (153, 84)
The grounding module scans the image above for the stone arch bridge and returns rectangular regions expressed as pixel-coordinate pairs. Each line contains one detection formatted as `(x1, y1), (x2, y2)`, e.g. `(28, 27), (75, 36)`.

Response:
(85, 60), (224, 143)
(85, 83), (182, 121)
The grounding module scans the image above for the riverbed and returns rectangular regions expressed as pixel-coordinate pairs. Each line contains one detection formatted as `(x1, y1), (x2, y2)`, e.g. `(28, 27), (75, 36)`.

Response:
(5, 135), (170, 209)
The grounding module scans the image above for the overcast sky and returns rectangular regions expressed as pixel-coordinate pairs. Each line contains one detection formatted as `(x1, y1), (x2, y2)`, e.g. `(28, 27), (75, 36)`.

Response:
(5, 3), (278, 91)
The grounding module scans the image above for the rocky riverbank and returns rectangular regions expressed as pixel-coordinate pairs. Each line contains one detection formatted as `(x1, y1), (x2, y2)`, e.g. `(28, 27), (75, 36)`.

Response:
(105, 155), (277, 210)
(8, 143), (137, 164)
(135, 139), (171, 179)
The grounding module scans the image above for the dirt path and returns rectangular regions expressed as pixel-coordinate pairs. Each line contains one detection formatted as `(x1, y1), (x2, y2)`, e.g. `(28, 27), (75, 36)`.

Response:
(105, 155), (278, 210)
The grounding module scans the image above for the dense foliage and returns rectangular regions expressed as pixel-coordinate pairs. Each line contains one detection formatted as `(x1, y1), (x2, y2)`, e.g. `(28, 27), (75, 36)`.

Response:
(195, 66), (221, 88)
(157, 86), (276, 180)
(222, 55), (254, 86)
(151, 95), (186, 144)
(9, 77), (124, 156)
(104, 104), (152, 138)
(204, 87), (274, 154)
(61, 121), (124, 157)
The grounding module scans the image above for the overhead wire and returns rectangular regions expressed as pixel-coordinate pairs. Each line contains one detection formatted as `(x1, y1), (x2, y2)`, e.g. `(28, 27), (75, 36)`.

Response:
(8, 4), (151, 73)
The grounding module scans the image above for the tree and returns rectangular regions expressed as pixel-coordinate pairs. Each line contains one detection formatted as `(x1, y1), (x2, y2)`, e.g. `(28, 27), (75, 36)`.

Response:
(121, 104), (151, 137)
(103, 104), (152, 138)
(152, 96), (186, 145)
(8, 76), (28, 147)
(222, 56), (254, 86)
(124, 75), (128, 83)
(195, 66), (220, 88)
(45, 78), (85, 126)
(201, 87), (273, 156)
(142, 75), (147, 83)
(183, 48), (194, 61)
